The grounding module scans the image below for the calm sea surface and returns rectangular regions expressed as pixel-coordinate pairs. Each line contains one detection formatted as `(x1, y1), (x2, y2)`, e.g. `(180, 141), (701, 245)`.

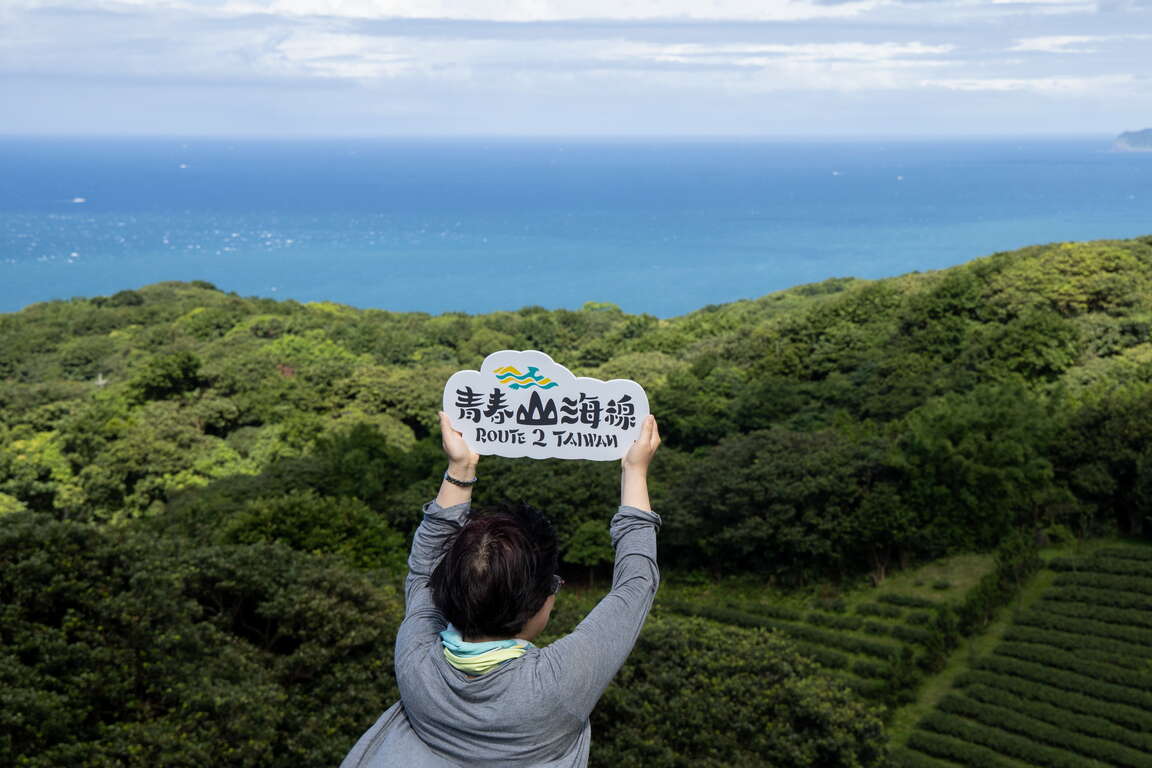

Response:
(1, 137), (1149, 317)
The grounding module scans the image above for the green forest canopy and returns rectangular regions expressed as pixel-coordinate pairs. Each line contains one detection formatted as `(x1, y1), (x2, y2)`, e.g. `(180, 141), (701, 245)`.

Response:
(3, 236), (1151, 575)
(3, 235), (1152, 765)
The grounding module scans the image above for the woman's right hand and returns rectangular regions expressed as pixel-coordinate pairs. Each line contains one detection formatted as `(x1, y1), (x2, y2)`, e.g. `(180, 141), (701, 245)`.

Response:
(620, 415), (658, 511)
(622, 414), (660, 474)
(439, 411), (479, 473)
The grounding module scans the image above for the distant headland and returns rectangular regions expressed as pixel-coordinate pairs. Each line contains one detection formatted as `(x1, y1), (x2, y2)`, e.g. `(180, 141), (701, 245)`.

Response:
(1113, 128), (1152, 152)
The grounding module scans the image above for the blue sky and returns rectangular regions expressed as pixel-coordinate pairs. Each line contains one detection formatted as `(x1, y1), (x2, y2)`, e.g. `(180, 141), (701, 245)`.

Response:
(2, 0), (1149, 136)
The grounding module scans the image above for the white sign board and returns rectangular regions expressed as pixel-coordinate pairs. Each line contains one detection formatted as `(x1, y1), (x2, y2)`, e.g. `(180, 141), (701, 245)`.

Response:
(443, 350), (649, 461)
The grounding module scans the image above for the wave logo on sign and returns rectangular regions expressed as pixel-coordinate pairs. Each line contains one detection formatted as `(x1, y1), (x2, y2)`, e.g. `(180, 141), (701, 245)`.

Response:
(494, 365), (559, 390)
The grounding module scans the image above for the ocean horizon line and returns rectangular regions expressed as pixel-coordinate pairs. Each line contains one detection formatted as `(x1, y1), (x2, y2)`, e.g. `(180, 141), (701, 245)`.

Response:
(0, 132), (1121, 144)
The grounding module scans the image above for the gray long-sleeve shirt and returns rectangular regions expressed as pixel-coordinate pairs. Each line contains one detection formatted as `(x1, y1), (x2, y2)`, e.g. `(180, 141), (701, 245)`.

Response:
(340, 500), (661, 768)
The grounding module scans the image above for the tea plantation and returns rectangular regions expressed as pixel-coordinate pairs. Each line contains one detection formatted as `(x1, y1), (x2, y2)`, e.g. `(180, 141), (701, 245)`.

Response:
(894, 545), (1152, 768)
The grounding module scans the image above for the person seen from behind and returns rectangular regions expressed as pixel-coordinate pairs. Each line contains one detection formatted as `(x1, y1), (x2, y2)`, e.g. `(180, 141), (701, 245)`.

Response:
(341, 411), (662, 767)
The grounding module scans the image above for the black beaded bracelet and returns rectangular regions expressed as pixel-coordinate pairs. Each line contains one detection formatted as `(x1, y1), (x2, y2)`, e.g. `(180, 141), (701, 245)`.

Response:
(443, 471), (478, 487)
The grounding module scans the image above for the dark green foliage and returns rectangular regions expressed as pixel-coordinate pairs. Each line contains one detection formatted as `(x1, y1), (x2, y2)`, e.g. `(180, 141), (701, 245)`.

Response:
(1034, 595), (1152, 629)
(805, 611), (864, 631)
(565, 519), (614, 585)
(890, 744), (974, 768)
(961, 683), (1152, 753)
(856, 603), (903, 618)
(891, 382), (1056, 553)
(904, 731), (1019, 768)
(0, 513), (401, 767)
(955, 669), (1152, 733)
(590, 615), (888, 768)
(1051, 572), (1152, 600)
(994, 641), (1152, 696)
(1051, 385), (1152, 535)
(663, 426), (889, 578)
(877, 594), (938, 610)
(1094, 545), (1152, 560)
(903, 610), (934, 625)
(851, 659), (891, 679)
(1003, 625), (1152, 666)
(664, 601), (901, 661)
(919, 712), (1095, 768)
(890, 625), (933, 645)
(108, 289), (146, 307)
(221, 489), (406, 572)
(935, 693), (1152, 768)
(1015, 606), (1152, 646)
(722, 601), (803, 622)
(953, 533), (1041, 634)
(129, 350), (202, 401)
(1050, 553), (1152, 577)
(5, 237), (1152, 764)
(902, 543), (1152, 768)
(972, 655), (1152, 710)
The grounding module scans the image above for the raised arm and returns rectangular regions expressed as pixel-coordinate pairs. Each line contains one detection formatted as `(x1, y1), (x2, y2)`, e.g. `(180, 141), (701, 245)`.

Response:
(396, 413), (480, 659)
(542, 415), (662, 720)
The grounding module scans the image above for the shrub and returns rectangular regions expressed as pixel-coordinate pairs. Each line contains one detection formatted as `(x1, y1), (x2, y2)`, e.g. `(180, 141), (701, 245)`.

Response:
(1050, 555), (1152, 577)
(805, 611), (864, 631)
(1035, 597), (1152, 629)
(905, 731), (1018, 768)
(1004, 625), (1152, 669)
(936, 693), (1152, 768)
(591, 614), (888, 768)
(877, 594), (938, 609)
(0, 513), (402, 767)
(993, 642), (1152, 690)
(220, 489), (406, 572)
(856, 602), (903, 619)
(973, 656), (1152, 710)
(919, 711), (1091, 768)
(956, 670), (1151, 733)
(962, 683), (1152, 754)
(1016, 607), (1152, 647)
(1046, 581), (1152, 610)
(128, 351), (202, 401)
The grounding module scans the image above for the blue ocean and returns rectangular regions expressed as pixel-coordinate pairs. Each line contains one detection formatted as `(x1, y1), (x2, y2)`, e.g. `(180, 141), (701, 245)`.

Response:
(1, 137), (1149, 317)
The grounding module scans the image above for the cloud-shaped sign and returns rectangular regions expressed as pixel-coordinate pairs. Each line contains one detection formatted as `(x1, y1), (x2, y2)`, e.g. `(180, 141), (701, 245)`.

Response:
(443, 350), (650, 461)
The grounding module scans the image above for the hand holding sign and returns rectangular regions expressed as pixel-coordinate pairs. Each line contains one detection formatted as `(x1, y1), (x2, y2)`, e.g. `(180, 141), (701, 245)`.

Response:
(442, 350), (650, 461)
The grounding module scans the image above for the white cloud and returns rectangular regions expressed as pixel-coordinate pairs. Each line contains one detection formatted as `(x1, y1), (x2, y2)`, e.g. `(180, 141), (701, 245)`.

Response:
(254, 34), (961, 89)
(18, 0), (889, 22)
(598, 41), (955, 65)
(1008, 33), (1152, 51)
(271, 32), (418, 78)
(235, 0), (893, 22)
(920, 73), (1136, 91)
(989, 0), (1094, 8)
(5, 0), (1151, 134)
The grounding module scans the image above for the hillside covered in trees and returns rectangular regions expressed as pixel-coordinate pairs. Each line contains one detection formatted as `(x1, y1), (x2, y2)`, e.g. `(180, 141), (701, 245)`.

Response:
(2, 235), (1151, 765)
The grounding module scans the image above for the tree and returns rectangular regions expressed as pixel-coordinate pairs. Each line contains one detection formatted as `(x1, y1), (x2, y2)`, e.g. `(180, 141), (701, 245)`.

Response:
(591, 614), (888, 768)
(0, 513), (402, 768)
(129, 350), (202, 401)
(565, 519), (613, 586)
(891, 381), (1057, 553)
(221, 489), (406, 572)
(665, 427), (886, 581)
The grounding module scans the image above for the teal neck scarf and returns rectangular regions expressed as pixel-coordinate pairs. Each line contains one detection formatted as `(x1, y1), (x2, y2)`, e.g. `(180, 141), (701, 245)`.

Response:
(439, 624), (534, 675)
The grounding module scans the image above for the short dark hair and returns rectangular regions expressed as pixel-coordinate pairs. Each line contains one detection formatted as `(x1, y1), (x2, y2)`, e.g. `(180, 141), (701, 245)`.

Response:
(430, 503), (559, 639)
